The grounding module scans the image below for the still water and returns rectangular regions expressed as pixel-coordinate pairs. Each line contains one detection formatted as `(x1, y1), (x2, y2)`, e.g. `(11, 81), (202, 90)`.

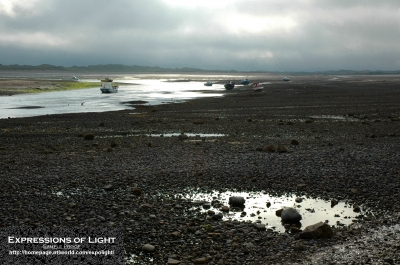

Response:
(175, 189), (368, 233)
(0, 78), (225, 119)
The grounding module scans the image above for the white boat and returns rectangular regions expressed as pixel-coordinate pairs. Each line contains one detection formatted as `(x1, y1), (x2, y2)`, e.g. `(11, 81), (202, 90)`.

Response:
(62, 76), (79, 81)
(204, 81), (213, 86)
(100, 78), (118, 93)
(251, 83), (263, 91)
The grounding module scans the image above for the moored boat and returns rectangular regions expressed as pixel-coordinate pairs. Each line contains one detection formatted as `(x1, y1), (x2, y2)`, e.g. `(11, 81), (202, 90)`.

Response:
(241, 78), (250, 85)
(100, 78), (118, 93)
(204, 81), (213, 86)
(224, 81), (235, 90)
(251, 83), (263, 91)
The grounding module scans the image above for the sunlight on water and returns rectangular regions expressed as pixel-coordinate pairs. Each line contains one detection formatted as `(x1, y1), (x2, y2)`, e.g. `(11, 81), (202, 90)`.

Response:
(176, 189), (369, 233)
(0, 79), (224, 119)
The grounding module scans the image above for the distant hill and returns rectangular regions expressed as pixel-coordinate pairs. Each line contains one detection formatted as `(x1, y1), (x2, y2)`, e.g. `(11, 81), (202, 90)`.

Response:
(0, 64), (399, 75)
(0, 64), (214, 73)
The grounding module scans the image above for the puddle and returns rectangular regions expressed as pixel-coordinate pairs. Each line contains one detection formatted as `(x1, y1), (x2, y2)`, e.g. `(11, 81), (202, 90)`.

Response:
(175, 189), (369, 233)
(147, 133), (225, 137)
(125, 253), (153, 265)
(98, 133), (226, 138)
(309, 115), (358, 122)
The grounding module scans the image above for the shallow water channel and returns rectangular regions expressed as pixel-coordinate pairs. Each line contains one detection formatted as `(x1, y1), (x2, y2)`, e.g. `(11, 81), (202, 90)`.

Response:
(175, 189), (367, 233)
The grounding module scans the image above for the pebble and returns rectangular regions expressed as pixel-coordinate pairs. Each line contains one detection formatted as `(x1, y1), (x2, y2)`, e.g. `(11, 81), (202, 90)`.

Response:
(1, 78), (399, 265)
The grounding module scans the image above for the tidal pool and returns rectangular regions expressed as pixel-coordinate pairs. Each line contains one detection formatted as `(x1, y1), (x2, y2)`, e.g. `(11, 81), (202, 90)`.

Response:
(176, 189), (369, 233)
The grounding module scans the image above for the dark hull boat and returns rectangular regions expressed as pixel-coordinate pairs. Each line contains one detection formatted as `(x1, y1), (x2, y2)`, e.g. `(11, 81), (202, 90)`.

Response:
(224, 81), (235, 90)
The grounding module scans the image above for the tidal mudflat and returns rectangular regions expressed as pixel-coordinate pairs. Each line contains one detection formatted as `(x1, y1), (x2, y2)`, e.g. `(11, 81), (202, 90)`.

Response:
(0, 74), (399, 264)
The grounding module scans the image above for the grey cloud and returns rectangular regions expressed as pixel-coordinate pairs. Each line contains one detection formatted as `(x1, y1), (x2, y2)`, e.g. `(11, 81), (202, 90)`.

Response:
(0, 0), (399, 71)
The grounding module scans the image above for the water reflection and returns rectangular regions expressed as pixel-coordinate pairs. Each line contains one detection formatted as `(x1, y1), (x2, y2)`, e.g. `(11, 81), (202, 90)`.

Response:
(0, 79), (224, 119)
(177, 189), (367, 233)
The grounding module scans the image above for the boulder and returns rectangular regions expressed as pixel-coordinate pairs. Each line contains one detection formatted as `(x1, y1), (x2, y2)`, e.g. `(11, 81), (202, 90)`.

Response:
(262, 145), (275, 152)
(83, 133), (95, 140)
(291, 139), (300, 145)
(281, 208), (302, 223)
(178, 133), (189, 140)
(277, 144), (289, 153)
(229, 196), (245, 207)
(299, 222), (333, 239)
(142, 244), (155, 253)
(275, 209), (283, 217)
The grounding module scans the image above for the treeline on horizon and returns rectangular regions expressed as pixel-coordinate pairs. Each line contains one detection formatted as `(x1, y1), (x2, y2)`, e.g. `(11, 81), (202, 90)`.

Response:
(0, 63), (399, 75)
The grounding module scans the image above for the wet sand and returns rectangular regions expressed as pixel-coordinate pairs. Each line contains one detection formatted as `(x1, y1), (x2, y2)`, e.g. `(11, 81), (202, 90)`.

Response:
(0, 75), (399, 264)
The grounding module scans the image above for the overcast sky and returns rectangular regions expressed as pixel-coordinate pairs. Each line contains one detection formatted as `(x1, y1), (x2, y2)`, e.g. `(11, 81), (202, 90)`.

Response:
(0, 0), (399, 71)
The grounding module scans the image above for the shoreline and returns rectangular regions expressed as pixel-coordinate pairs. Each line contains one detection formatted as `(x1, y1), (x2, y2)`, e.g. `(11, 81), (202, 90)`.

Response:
(0, 76), (399, 264)
(0, 79), (101, 96)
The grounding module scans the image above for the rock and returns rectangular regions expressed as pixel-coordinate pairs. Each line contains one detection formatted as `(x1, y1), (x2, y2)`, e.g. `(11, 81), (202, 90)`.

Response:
(262, 145), (275, 152)
(331, 199), (339, 207)
(291, 139), (299, 145)
(178, 133), (189, 140)
(207, 210), (215, 215)
(171, 231), (181, 237)
(351, 188), (358, 194)
(110, 139), (119, 148)
(281, 208), (302, 223)
(132, 187), (142, 196)
(295, 197), (303, 203)
(293, 243), (306, 251)
(203, 203), (211, 209)
(275, 209), (283, 217)
(193, 257), (208, 264)
(142, 244), (155, 253)
(266, 202), (271, 208)
(193, 119), (204, 124)
(229, 196), (245, 207)
(290, 227), (302, 233)
(297, 184), (307, 190)
(299, 222), (333, 239)
(353, 204), (361, 212)
(212, 213), (223, 220)
(168, 258), (181, 265)
(221, 206), (230, 212)
(103, 184), (114, 191)
(254, 223), (266, 231)
(277, 144), (289, 153)
(83, 133), (95, 140)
